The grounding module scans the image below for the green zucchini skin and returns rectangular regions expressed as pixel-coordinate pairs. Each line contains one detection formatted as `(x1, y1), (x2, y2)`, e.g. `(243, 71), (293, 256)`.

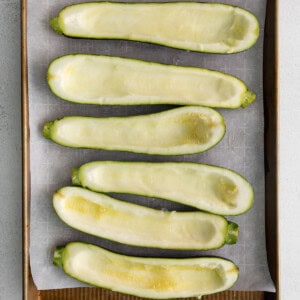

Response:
(72, 161), (254, 216)
(50, 2), (259, 54)
(53, 186), (239, 250)
(43, 106), (226, 155)
(47, 54), (256, 108)
(54, 242), (239, 299)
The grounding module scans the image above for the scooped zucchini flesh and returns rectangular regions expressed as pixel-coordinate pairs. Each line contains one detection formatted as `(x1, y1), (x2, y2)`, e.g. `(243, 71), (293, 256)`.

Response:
(50, 2), (259, 54)
(47, 54), (256, 108)
(53, 187), (238, 250)
(43, 107), (225, 155)
(72, 161), (254, 216)
(53, 242), (239, 299)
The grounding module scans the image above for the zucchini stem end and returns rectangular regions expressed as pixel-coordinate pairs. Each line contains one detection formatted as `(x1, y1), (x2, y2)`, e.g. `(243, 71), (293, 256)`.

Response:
(50, 17), (63, 35)
(225, 221), (239, 245)
(242, 90), (256, 108)
(53, 246), (65, 268)
(43, 122), (54, 139)
(71, 168), (81, 185)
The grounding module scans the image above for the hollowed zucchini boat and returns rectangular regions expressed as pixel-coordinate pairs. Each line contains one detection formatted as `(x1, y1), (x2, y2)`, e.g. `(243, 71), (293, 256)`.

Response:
(53, 242), (239, 299)
(50, 2), (259, 54)
(72, 161), (254, 216)
(43, 106), (225, 155)
(53, 187), (238, 250)
(47, 54), (256, 108)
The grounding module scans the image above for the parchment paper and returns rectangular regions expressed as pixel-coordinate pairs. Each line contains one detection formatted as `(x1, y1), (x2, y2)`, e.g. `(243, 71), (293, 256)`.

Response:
(28, 0), (275, 292)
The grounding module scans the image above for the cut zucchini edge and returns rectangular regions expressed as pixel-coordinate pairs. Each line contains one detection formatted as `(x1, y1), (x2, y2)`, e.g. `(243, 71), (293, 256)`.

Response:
(47, 54), (256, 108)
(42, 106), (226, 156)
(53, 186), (239, 250)
(53, 242), (239, 299)
(71, 161), (254, 216)
(50, 2), (259, 54)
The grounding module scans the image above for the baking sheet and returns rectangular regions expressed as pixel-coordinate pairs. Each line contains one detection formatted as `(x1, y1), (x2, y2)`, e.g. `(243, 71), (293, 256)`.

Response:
(27, 0), (275, 292)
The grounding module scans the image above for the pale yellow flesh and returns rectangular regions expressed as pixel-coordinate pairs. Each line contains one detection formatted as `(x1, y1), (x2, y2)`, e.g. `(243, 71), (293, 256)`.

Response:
(58, 2), (259, 53)
(63, 243), (239, 298)
(77, 162), (253, 215)
(48, 55), (252, 107)
(49, 107), (225, 155)
(54, 187), (228, 250)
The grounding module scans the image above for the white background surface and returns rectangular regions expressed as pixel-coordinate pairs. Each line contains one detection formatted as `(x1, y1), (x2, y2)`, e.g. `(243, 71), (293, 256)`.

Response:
(0, 1), (22, 300)
(0, 0), (299, 299)
(279, 1), (300, 300)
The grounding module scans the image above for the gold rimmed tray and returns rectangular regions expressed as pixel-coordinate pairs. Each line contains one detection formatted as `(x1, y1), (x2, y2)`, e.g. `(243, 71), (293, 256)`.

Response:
(21, 1), (279, 299)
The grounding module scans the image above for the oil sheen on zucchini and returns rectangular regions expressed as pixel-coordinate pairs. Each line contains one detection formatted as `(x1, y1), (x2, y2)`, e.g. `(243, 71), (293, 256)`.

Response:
(53, 242), (239, 299)
(47, 54), (256, 108)
(72, 161), (254, 216)
(43, 106), (225, 155)
(53, 187), (238, 250)
(50, 2), (259, 54)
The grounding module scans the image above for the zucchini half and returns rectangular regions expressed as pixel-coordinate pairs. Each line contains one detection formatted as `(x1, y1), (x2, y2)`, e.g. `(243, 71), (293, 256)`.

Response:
(72, 161), (254, 216)
(50, 2), (259, 54)
(47, 54), (256, 108)
(53, 242), (239, 299)
(43, 107), (225, 155)
(53, 187), (238, 250)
